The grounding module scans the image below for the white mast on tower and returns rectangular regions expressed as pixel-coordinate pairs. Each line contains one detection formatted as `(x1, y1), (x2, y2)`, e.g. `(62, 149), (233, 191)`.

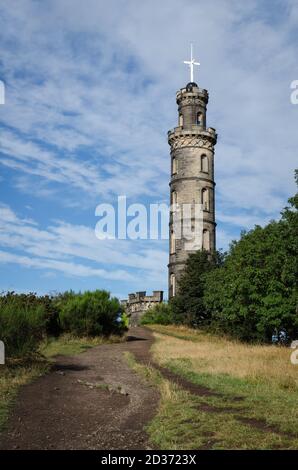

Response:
(183, 43), (200, 83)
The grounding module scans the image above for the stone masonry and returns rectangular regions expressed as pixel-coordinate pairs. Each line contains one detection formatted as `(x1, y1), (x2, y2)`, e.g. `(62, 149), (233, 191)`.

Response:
(121, 291), (164, 326)
(168, 81), (217, 298)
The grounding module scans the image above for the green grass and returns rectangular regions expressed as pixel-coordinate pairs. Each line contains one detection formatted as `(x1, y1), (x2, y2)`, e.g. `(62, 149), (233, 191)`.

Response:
(126, 326), (298, 450)
(148, 324), (224, 343)
(165, 358), (298, 445)
(147, 390), (297, 450)
(40, 334), (120, 357)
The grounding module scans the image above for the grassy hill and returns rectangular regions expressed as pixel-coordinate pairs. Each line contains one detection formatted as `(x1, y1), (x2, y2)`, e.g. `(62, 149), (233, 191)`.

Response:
(129, 325), (298, 449)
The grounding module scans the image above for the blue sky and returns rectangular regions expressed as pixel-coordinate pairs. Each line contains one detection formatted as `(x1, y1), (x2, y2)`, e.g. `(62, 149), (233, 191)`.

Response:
(0, 0), (297, 300)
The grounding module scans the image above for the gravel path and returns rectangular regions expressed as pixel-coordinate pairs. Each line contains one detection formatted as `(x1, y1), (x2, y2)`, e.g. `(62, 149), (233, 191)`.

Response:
(0, 327), (158, 450)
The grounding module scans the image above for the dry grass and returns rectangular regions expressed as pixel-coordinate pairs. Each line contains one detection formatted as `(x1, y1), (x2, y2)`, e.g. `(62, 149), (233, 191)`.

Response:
(40, 333), (125, 358)
(125, 346), (298, 450)
(150, 325), (298, 390)
(128, 325), (298, 449)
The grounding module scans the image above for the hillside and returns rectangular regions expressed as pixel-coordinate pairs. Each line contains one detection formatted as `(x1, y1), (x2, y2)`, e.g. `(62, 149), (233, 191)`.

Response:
(132, 325), (298, 449)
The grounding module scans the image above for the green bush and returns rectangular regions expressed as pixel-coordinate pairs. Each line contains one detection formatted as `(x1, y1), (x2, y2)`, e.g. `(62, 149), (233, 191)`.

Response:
(0, 289), (127, 359)
(41, 295), (61, 337)
(120, 311), (130, 329)
(58, 289), (126, 336)
(203, 172), (298, 342)
(140, 303), (173, 325)
(0, 293), (46, 358)
(0, 291), (60, 336)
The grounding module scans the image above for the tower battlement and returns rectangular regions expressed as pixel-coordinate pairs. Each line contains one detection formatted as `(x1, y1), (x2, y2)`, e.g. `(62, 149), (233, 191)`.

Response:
(121, 291), (164, 326)
(176, 83), (209, 104)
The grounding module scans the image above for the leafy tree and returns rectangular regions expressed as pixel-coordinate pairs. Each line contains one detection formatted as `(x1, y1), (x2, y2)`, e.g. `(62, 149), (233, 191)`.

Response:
(58, 289), (125, 336)
(0, 292), (47, 358)
(204, 171), (298, 342)
(170, 250), (223, 327)
(169, 171), (297, 342)
(140, 302), (173, 325)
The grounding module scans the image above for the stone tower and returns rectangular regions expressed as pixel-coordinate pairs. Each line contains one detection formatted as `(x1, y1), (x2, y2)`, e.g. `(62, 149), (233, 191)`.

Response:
(168, 81), (217, 298)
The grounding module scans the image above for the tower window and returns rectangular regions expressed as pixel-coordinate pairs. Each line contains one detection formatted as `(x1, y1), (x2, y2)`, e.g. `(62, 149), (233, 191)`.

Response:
(179, 114), (183, 127)
(201, 154), (208, 173)
(170, 231), (176, 254)
(203, 229), (210, 251)
(197, 112), (203, 125)
(201, 188), (209, 211)
(170, 273), (176, 297)
(171, 190), (177, 206)
(170, 190), (178, 214)
(172, 156), (177, 174)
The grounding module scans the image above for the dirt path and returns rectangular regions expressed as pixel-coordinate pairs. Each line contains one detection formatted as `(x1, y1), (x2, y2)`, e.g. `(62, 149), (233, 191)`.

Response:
(0, 327), (158, 450)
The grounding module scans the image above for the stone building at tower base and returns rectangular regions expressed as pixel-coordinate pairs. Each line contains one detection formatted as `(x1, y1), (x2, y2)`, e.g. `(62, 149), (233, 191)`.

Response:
(121, 290), (164, 326)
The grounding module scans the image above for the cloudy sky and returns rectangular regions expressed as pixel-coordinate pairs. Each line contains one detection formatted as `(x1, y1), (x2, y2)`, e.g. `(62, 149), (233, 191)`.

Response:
(0, 0), (297, 299)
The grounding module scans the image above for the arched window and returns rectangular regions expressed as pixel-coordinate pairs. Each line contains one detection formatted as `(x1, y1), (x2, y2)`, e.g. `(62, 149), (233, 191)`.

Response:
(171, 190), (177, 205)
(170, 231), (176, 254)
(170, 191), (178, 214)
(197, 112), (203, 125)
(179, 114), (183, 127)
(172, 156), (177, 174)
(201, 154), (208, 173)
(170, 273), (176, 297)
(201, 188), (209, 211)
(203, 229), (210, 251)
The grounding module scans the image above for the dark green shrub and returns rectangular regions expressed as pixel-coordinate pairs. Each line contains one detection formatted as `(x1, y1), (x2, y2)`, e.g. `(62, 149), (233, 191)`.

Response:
(58, 290), (125, 336)
(170, 250), (222, 327)
(41, 295), (60, 337)
(140, 303), (173, 325)
(0, 291), (60, 338)
(0, 293), (46, 358)
(204, 219), (298, 342)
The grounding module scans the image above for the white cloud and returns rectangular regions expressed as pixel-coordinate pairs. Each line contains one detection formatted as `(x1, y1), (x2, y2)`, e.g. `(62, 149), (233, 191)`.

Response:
(0, 0), (296, 213)
(0, 203), (168, 287)
(0, 0), (297, 294)
(0, 249), (136, 281)
(217, 211), (274, 229)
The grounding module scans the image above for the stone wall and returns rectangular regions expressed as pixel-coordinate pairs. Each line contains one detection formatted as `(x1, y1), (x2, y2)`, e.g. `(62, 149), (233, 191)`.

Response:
(121, 291), (164, 326)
